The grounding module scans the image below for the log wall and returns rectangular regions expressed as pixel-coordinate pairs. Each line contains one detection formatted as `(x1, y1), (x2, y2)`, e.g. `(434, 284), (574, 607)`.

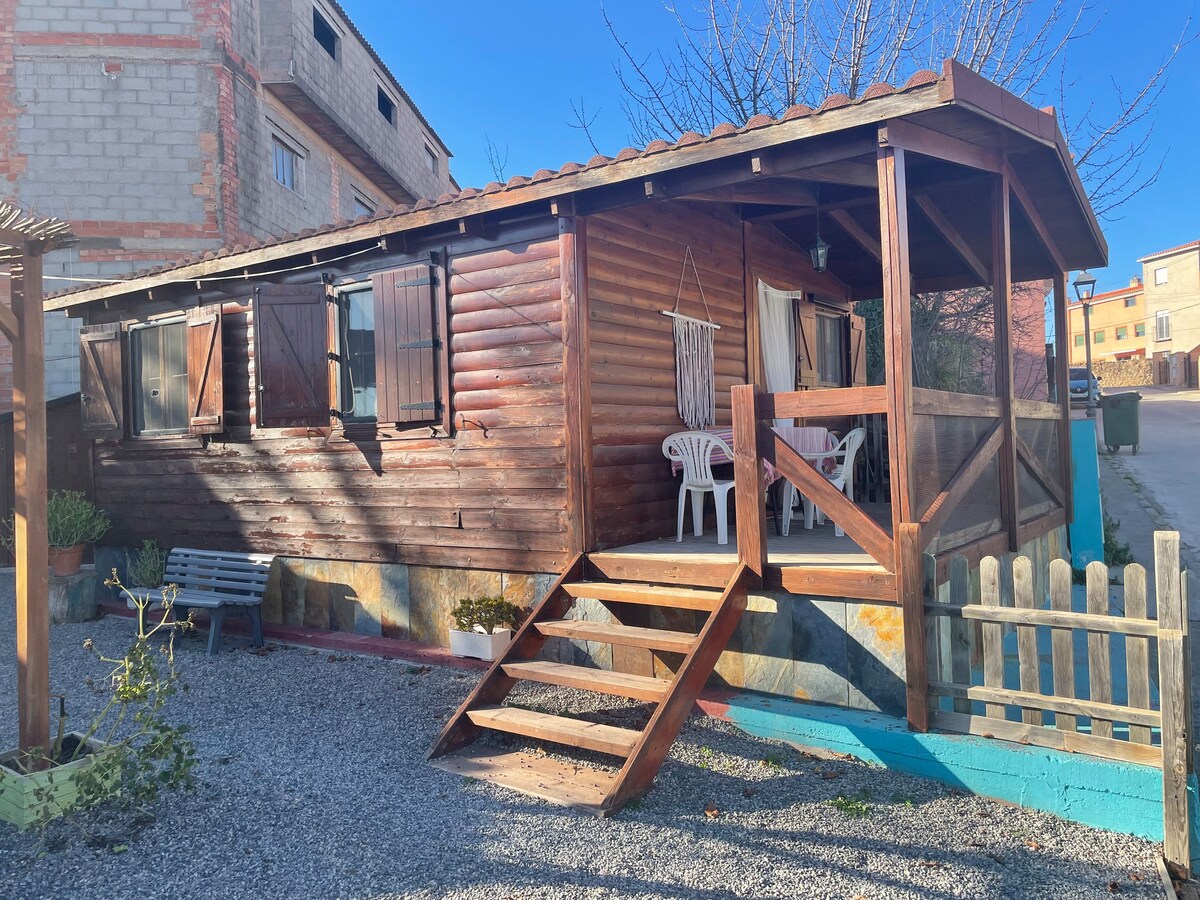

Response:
(91, 224), (572, 574)
(586, 202), (748, 548)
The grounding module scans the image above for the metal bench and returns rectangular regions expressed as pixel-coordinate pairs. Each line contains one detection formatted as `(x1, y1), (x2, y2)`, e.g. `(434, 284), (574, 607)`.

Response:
(165, 548), (275, 655)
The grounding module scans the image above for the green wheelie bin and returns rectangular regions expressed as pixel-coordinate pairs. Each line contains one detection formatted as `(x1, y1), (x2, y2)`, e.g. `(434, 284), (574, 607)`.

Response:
(1099, 391), (1142, 454)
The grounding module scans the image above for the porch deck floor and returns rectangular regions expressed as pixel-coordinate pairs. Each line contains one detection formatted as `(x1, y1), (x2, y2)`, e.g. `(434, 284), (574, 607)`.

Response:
(588, 503), (897, 599)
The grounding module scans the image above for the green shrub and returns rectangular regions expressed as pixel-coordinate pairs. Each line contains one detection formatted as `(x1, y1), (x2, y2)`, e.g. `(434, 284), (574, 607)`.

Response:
(1103, 511), (1135, 567)
(126, 539), (168, 588)
(451, 596), (524, 634)
(1, 490), (110, 551)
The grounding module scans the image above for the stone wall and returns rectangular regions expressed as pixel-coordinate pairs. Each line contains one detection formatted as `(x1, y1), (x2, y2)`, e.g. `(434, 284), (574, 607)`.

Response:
(1093, 357), (1154, 388)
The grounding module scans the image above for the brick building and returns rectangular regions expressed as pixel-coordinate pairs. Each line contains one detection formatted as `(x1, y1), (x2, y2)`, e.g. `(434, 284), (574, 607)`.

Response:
(1, 0), (453, 405)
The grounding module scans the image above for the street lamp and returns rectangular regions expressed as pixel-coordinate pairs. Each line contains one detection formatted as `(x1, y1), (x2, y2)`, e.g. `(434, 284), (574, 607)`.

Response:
(1074, 270), (1098, 418)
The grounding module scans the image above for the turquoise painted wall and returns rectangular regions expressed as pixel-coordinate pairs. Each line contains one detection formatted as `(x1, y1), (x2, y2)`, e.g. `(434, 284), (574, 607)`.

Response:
(1069, 419), (1104, 567)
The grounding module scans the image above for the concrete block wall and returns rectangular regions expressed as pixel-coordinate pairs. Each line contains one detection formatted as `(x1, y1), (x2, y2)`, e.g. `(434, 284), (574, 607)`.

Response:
(257, 0), (451, 203)
(0, 0), (453, 411)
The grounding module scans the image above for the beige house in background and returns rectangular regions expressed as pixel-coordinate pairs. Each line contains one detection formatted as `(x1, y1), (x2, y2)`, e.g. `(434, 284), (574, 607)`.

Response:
(1140, 239), (1200, 386)
(1066, 277), (1145, 366)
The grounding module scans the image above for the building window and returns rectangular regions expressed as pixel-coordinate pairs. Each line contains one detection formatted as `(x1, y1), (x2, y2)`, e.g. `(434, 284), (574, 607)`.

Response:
(1093, 330), (1105, 344)
(338, 286), (377, 424)
(1074, 334), (1085, 347)
(816, 313), (846, 386)
(1125, 297), (1137, 307)
(377, 87), (396, 125)
(1155, 266), (1169, 285)
(272, 136), (302, 192)
(130, 320), (189, 436)
(1116, 326), (1128, 340)
(1156, 310), (1171, 341)
(424, 145), (438, 174)
(1136, 323), (1146, 337)
(352, 194), (375, 218)
(313, 7), (338, 59)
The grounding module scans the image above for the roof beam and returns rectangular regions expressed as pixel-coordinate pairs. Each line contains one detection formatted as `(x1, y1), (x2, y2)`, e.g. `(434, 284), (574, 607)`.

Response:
(879, 119), (1003, 174)
(677, 181), (817, 206)
(828, 209), (882, 262)
(913, 194), (989, 284)
(1006, 163), (1066, 270)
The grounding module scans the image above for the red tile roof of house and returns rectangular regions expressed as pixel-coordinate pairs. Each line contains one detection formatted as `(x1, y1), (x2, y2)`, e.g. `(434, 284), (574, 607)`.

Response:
(1137, 239), (1200, 263)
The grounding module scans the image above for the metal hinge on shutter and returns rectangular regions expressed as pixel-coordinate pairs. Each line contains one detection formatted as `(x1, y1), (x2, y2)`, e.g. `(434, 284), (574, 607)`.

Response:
(392, 275), (433, 289)
(397, 401), (439, 412)
(396, 338), (441, 350)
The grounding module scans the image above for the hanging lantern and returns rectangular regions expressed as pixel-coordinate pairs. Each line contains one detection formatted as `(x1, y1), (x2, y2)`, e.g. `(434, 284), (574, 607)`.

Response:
(808, 188), (831, 273)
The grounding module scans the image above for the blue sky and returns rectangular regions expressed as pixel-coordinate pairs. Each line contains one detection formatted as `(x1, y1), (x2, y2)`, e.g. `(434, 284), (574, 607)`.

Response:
(341, 0), (1198, 293)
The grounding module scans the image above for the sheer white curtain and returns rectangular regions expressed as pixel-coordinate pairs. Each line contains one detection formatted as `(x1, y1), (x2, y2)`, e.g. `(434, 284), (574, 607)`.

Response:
(756, 280), (803, 429)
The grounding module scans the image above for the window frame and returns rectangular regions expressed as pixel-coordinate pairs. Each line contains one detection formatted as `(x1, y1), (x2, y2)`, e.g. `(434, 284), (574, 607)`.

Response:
(352, 192), (376, 218)
(376, 85), (397, 126)
(1074, 334), (1085, 347)
(312, 6), (339, 60)
(814, 311), (848, 387)
(424, 144), (438, 175)
(127, 316), (191, 440)
(1116, 326), (1128, 341)
(1135, 323), (1146, 338)
(327, 257), (452, 443)
(271, 134), (304, 195)
(1155, 266), (1169, 285)
(1124, 297), (1137, 308)
(1093, 329), (1105, 344)
(1156, 309), (1171, 341)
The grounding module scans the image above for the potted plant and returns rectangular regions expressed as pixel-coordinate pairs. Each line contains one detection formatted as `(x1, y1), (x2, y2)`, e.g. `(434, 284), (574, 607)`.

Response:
(124, 539), (169, 609)
(448, 596), (523, 661)
(2, 490), (111, 576)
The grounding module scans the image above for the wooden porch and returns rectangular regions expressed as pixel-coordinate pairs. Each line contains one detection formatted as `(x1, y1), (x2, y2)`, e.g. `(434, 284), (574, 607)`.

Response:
(587, 503), (895, 600)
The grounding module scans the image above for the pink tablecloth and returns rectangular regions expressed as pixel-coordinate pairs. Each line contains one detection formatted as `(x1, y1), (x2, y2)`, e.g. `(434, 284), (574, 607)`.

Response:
(669, 426), (835, 484)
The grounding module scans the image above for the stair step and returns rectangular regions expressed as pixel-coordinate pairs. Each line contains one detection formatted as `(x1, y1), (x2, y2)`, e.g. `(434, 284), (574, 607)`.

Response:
(467, 705), (642, 757)
(503, 661), (672, 702)
(537, 619), (698, 654)
(430, 745), (616, 814)
(562, 581), (722, 611)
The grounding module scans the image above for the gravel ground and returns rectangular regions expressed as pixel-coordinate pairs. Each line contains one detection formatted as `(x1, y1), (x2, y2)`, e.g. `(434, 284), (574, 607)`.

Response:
(0, 580), (1162, 899)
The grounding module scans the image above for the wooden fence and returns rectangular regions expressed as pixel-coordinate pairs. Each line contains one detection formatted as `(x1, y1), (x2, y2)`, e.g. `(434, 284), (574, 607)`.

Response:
(924, 532), (1193, 874)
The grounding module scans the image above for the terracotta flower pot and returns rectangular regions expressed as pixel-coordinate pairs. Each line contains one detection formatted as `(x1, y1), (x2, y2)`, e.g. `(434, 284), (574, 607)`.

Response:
(48, 543), (85, 576)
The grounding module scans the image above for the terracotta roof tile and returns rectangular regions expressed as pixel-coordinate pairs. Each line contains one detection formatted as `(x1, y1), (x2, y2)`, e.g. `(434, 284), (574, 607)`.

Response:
(644, 139), (671, 152)
(676, 131), (704, 145)
(1138, 239), (1200, 262)
(861, 82), (895, 99)
(819, 93), (852, 111)
(530, 169), (556, 181)
(585, 155), (612, 168)
(744, 114), (775, 128)
(905, 69), (939, 88)
(558, 161), (584, 174)
(709, 122), (738, 137)
(615, 147), (641, 161)
(782, 103), (814, 120)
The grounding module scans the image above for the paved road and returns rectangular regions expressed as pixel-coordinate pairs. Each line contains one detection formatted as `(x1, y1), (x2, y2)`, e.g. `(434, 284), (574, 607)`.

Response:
(1094, 386), (1200, 618)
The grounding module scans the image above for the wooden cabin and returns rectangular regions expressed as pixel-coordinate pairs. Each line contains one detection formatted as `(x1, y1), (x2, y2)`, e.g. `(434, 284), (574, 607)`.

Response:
(50, 60), (1103, 810)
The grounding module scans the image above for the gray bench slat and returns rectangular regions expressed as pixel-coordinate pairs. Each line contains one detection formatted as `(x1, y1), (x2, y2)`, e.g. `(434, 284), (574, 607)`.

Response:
(173, 590), (261, 608)
(164, 573), (269, 591)
(169, 548), (274, 564)
(166, 559), (273, 575)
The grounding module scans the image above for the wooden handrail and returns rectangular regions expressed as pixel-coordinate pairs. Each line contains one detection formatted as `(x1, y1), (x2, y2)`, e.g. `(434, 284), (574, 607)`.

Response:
(731, 385), (768, 580)
(755, 385), (888, 420)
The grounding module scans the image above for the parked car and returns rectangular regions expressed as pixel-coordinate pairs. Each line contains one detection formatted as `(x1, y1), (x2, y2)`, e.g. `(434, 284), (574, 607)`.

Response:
(1069, 367), (1101, 404)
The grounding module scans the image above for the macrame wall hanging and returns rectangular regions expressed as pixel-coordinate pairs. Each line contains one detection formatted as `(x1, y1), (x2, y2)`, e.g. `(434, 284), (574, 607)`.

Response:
(661, 245), (720, 429)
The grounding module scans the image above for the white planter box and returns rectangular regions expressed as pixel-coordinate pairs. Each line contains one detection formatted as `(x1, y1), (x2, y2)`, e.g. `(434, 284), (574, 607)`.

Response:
(449, 628), (512, 661)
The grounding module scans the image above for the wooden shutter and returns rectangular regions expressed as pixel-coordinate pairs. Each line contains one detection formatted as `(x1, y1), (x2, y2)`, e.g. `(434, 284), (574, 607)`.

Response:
(79, 323), (124, 437)
(186, 304), (224, 434)
(796, 301), (818, 388)
(254, 282), (330, 428)
(372, 263), (440, 424)
(849, 312), (867, 386)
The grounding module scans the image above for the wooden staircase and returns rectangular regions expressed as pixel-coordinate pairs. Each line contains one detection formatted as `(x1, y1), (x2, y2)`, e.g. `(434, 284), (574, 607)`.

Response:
(427, 556), (750, 815)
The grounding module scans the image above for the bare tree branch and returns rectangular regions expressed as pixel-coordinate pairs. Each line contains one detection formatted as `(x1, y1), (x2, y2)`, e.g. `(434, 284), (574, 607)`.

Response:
(483, 133), (509, 183)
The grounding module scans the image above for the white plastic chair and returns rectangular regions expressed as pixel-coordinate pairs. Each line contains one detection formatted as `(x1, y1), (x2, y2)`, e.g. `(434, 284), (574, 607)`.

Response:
(781, 427), (866, 537)
(662, 431), (735, 545)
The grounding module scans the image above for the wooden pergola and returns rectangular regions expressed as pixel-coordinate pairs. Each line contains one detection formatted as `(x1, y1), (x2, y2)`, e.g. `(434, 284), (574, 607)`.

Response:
(0, 203), (75, 755)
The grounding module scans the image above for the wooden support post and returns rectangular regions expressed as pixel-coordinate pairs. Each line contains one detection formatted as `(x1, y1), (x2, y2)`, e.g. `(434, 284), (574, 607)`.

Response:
(877, 144), (914, 537)
(731, 384), (767, 583)
(991, 172), (1019, 551)
(1156, 531), (1191, 878)
(12, 247), (50, 755)
(559, 211), (593, 556)
(897, 522), (929, 731)
(1052, 271), (1074, 524)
